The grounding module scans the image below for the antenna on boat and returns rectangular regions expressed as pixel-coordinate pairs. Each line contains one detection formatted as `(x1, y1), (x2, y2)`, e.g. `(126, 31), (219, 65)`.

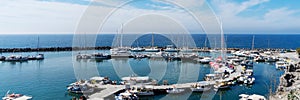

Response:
(152, 32), (154, 48)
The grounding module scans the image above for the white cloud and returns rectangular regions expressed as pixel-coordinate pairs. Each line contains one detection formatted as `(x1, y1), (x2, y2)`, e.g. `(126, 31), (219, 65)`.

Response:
(0, 0), (87, 34)
(210, 0), (300, 33)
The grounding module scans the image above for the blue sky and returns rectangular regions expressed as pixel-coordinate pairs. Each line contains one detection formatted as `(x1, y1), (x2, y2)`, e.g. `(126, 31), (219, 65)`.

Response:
(0, 0), (299, 34)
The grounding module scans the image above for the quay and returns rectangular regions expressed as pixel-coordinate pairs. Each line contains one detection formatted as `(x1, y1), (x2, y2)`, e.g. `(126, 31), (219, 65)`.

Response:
(87, 66), (243, 100)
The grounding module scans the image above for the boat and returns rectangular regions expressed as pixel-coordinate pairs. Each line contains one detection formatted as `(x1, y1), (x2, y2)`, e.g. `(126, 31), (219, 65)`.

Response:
(67, 81), (94, 94)
(110, 47), (132, 58)
(164, 45), (178, 52)
(144, 33), (159, 52)
(0, 56), (5, 61)
(35, 54), (44, 60)
(198, 57), (212, 64)
(90, 53), (110, 60)
(121, 76), (156, 85)
(166, 87), (185, 94)
(239, 94), (266, 100)
(131, 47), (144, 52)
(130, 86), (154, 96)
(190, 81), (214, 92)
(2, 91), (32, 100)
(115, 91), (138, 100)
(214, 80), (230, 89)
(5, 55), (28, 62)
(275, 61), (288, 69)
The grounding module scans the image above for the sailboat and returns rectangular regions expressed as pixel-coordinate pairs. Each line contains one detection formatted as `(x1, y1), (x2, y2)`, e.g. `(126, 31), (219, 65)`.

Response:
(144, 33), (159, 52)
(131, 37), (144, 52)
(110, 25), (132, 58)
(35, 36), (44, 60)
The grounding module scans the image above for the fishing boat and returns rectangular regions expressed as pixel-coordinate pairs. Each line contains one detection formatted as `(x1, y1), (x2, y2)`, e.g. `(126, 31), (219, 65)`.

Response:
(2, 91), (32, 100)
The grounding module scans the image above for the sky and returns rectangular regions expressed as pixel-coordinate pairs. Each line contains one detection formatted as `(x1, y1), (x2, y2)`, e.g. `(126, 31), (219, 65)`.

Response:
(0, 0), (299, 34)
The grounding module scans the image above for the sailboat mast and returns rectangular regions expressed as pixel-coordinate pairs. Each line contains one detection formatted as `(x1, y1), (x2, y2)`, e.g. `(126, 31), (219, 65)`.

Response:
(252, 35), (255, 50)
(152, 33), (154, 48)
(120, 24), (123, 48)
(37, 36), (40, 54)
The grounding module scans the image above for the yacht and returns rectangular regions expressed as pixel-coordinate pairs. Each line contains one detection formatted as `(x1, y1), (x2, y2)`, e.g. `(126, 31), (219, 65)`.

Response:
(90, 53), (110, 60)
(5, 55), (28, 62)
(110, 47), (132, 58)
(144, 48), (160, 52)
(164, 45), (178, 52)
(131, 47), (144, 52)
(2, 91), (32, 100)
(275, 61), (288, 69)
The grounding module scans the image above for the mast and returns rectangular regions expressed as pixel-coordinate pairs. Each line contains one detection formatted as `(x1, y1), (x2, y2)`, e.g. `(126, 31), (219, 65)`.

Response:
(120, 24), (123, 48)
(151, 32), (154, 48)
(37, 36), (40, 54)
(204, 36), (207, 48)
(252, 35), (255, 50)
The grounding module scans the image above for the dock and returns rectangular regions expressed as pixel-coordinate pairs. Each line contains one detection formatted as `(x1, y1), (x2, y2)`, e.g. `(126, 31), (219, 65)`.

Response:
(87, 65), (243, 100)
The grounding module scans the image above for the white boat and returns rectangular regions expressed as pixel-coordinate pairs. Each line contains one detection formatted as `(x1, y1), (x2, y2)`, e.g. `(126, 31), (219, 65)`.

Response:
(35, 54), (44, 60)
(164, 45), (178, 52)
(275, 61), (287, 69)
(115, 91), (138, 100)
(110, 47), (132, 58)
(5, 55), (28, 62)
(144, 48), (160, 52)
(131, 47), (144, 52)
(239, 94), (266, 100)
(190, 81), (213, 92)
(121, 76), (156, 85)
(166, 87), (185, 94)
(145, 33), (159, 52)
(2, 91), (32, 100)
(198, 57), (211, 64)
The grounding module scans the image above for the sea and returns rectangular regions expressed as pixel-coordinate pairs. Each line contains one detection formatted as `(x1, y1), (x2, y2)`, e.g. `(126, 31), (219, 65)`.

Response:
(0, 34), (295, 100)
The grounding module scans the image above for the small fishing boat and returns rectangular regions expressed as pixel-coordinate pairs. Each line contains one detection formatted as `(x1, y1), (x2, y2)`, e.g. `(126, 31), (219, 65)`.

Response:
(2, 91), (32, 100)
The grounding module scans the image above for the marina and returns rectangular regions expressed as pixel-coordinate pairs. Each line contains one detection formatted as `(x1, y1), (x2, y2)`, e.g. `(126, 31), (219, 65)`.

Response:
(0, 34), (297, 100)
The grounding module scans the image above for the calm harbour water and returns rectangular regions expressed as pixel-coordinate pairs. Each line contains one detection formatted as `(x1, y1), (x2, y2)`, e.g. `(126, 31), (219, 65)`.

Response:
(0, 34), (290, 100)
